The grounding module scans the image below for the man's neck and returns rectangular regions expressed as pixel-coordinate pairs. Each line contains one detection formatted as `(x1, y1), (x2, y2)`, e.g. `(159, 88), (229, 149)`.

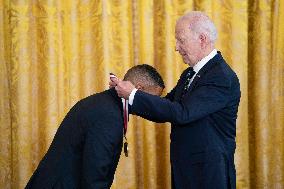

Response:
(192, 49), (217, 73)
(191, 46), (215, 67)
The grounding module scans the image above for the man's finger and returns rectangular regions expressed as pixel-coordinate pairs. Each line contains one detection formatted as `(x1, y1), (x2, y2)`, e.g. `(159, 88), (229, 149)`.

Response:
(110, 76), (121, 84)
(109, 81), (116, 87)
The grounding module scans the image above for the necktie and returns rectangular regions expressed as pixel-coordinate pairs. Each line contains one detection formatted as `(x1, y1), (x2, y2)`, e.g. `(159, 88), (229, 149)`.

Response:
(183, 67), (196, 92)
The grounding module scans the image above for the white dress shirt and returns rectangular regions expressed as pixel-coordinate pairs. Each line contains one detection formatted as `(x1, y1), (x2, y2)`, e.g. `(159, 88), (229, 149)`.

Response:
(128, 49), (218, 105)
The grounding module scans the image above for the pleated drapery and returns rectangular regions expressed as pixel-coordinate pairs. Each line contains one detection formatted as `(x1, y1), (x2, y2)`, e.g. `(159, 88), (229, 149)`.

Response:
(1, 1), (284, 188)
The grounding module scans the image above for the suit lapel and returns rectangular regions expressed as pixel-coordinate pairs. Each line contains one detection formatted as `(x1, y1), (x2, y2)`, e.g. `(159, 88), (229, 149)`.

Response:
(173, 67), (191, 101)
(185, 52), (223, 94)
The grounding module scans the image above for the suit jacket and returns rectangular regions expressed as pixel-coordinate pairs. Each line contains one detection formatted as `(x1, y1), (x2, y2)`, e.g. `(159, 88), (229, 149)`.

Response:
(25, 88), (124, 189)
(130, 52), (241, 189)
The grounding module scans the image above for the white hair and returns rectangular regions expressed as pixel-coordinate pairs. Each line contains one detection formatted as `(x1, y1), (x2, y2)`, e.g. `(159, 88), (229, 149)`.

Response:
(179, 11), (218, 44)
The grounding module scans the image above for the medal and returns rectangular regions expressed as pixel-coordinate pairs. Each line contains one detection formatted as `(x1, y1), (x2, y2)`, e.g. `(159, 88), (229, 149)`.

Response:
(124, 139), (129, 157)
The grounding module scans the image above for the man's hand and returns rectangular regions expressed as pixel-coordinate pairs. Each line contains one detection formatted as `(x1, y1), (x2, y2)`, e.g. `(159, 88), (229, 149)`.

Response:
(110, 77), (135, 99)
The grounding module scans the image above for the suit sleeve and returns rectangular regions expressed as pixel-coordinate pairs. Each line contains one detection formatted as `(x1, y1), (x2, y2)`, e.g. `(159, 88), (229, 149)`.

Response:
(81, 113), (119, 189)
(131, 76), (232, 125)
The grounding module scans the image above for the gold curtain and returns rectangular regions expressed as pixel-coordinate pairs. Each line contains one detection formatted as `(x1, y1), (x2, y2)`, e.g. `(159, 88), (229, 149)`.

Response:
(0, 0), (284, 188)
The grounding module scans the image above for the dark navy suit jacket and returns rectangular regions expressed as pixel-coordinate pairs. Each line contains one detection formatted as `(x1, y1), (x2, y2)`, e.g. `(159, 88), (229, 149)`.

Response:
(25, 89), (124, 189)
(130, 52), (241, 189)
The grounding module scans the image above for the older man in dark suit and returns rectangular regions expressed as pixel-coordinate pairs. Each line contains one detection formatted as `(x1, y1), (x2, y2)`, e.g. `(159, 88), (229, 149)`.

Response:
(112, 11), (241, 189)
(25, 64), (164, 189)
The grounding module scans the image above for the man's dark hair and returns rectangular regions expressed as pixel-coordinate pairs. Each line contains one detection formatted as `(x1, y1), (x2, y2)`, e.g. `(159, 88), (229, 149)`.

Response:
(124, 64), (165, 88)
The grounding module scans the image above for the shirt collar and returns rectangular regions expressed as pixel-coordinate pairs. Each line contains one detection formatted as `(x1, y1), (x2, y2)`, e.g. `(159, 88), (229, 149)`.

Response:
(193, 49), (217, 74)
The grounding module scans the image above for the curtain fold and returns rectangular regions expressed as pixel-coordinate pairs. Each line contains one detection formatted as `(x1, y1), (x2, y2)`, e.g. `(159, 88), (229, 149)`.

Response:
(0, 0), (283, 188)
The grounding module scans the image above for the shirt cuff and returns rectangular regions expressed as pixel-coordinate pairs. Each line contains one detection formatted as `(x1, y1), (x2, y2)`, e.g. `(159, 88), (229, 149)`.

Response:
(128, 88), (138, 105)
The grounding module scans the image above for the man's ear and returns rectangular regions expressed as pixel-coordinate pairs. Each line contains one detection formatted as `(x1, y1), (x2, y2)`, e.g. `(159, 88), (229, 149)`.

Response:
(199, 33), (206, 42)
(135, 83), (144, 90)
(199, 33), (207, 48)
